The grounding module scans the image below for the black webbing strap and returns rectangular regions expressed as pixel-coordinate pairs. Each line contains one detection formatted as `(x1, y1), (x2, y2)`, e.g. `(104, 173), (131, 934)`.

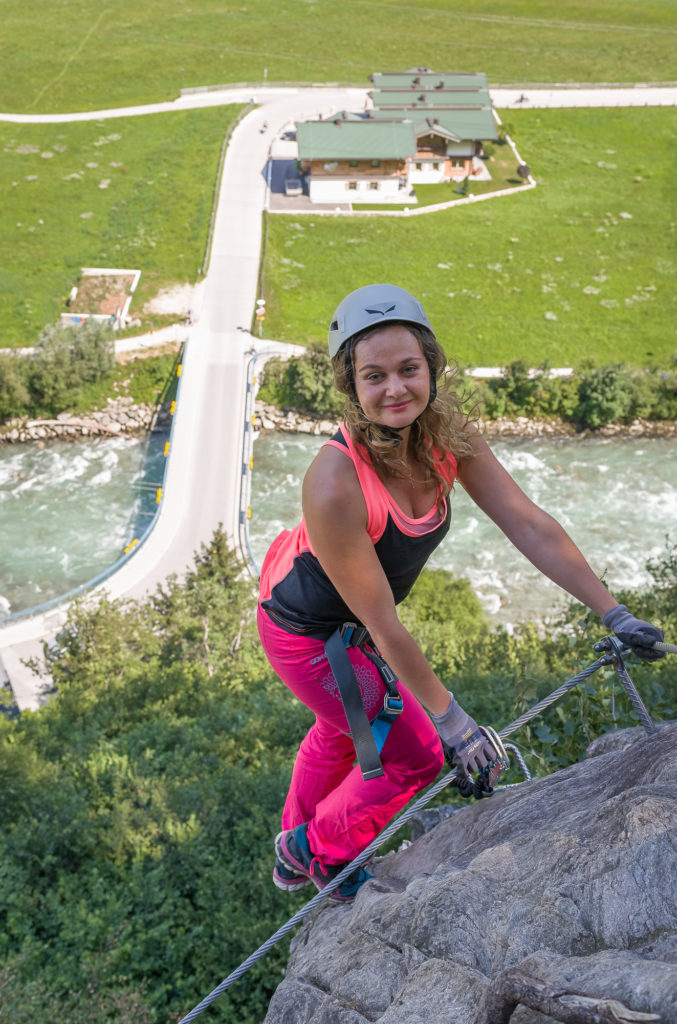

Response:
(324, 627), (385, 781)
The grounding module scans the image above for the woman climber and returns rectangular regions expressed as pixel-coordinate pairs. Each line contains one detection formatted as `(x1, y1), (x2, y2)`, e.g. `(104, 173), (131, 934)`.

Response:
(257, 283), (664, 903)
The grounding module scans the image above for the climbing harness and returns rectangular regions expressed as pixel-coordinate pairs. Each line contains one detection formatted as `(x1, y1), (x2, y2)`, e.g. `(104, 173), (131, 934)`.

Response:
(324, 622), (404, 781)
(176, 635), (669, 1024)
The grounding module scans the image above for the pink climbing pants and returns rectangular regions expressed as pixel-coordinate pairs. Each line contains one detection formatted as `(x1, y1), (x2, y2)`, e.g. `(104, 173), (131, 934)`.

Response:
(257, 607), (444, 865)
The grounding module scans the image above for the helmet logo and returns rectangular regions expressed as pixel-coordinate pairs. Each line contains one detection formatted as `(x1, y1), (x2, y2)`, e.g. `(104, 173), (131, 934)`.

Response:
(364, 303), (396, 317)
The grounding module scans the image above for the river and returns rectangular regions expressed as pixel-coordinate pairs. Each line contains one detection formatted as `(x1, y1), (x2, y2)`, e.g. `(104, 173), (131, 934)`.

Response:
(1, 431), (674, 627)
(0, 432), (168, 618)
(248, 432), (677, 628)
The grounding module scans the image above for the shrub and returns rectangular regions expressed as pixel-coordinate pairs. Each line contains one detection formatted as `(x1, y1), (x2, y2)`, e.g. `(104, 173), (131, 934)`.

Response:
(489, 359), (538, 417)
(497, 120), (515, 143)
(480, 361), (579, 422)
(258, 341), (343, 418)
(1, 531), (674, 1020)
(648, 369), (677, 420)
(573, 364), (635, 428)
(399, 568), (490, 685)
(123, 351), (179, 406)
(260, 356), (676, 431)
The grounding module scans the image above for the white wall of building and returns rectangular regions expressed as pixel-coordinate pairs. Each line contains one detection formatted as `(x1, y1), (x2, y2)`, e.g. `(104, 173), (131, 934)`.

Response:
(309, 176), (407, 204)
(407, 159), (447, 184)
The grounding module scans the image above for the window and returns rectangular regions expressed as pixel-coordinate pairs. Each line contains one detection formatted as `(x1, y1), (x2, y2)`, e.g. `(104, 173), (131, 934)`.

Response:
(369, 181), (379, 191)
(323, 160), (339, 172)
(349, 160), (358, 167)
(415, 162), (422, 170)
(347, 180), (358, 191)
(370, 159), (380, 167)
(432, 162), (439, 170)
(451, 158), (465, 168)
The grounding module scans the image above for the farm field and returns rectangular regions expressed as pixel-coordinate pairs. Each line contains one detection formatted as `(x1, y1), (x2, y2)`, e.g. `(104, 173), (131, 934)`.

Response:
(0, 107), (239, 347)
(262, 106), (677, 368)
(2, 3), (676, 363)
(3, 104), (675, 367)
(1, 0), (676, 113)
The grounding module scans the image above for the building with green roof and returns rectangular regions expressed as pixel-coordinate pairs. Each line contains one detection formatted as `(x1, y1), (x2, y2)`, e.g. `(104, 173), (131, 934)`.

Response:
(366, 105), (498, 185)
(295, 69), (497, 204)
(367, 106), (497, 143)
(296, 119), (417, 204)
(296, 120), (416, 161)
(370, 89), (489, 109)
(369, 69), (489, 92)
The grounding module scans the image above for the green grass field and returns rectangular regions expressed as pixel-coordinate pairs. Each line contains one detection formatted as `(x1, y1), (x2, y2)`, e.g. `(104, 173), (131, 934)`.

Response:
(0, 107), (239, 347)
(2, 2), (677, 363)
(261, 107), (677, 368)
(1, 0), (676, 113)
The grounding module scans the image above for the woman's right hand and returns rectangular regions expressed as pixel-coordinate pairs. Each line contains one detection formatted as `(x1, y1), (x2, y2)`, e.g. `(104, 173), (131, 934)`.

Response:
(431, 692), (499, 775)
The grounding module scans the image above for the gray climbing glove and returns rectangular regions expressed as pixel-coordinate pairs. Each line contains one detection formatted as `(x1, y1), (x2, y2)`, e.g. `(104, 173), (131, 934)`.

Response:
(603, 605), (665, 662)
(431, 693), (501, 798)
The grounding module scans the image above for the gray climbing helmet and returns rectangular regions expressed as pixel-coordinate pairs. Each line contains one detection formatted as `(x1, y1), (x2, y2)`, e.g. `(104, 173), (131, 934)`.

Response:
(328, 284), (434, 357)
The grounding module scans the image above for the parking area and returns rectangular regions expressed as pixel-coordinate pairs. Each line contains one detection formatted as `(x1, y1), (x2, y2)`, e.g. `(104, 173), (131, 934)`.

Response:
(266, 158), (352, 213)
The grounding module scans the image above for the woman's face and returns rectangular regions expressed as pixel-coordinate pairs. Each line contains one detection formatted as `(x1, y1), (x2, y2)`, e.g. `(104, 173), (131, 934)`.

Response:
(352, 324), (430, 428)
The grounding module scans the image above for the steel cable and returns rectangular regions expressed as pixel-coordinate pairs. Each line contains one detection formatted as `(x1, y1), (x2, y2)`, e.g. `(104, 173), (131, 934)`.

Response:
(654, 640), (677, 655)
(504, 743), (531, 781)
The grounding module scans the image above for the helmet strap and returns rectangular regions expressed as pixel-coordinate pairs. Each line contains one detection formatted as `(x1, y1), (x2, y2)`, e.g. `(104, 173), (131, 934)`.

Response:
(364, 422), (405, 448)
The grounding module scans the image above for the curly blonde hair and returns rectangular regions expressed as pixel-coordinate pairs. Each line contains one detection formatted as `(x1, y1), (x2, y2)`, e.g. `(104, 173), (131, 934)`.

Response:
(331, 322), (478, 502)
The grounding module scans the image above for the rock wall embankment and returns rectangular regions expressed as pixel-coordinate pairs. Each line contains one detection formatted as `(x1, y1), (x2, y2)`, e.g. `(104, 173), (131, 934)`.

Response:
(254, 401), (677, 439)
(0, 398), (171, 445)
(2, 400), (675, 445)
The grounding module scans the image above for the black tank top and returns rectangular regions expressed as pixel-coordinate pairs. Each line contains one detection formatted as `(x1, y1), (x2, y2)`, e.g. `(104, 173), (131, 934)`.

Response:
(258, 427), (456, 639)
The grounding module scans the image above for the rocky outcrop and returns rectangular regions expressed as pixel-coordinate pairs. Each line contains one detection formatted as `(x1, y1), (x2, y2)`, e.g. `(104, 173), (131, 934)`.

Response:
(0, 398), (171, 444)
(265, 723), (677, 1024)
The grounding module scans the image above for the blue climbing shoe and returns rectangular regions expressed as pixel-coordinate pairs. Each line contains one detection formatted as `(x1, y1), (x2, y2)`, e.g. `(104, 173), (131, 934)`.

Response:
(276, 823), (372, 903)
(273, 832), (312, 892)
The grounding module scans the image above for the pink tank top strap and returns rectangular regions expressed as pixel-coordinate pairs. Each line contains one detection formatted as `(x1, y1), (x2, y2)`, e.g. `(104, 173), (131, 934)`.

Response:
(322, 427), (389, 542)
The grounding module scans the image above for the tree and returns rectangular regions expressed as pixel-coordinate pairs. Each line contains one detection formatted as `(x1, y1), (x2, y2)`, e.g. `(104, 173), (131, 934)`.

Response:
(0, 530), (311, 1024)
(29, 319), (115, 416)
(0, 354), (30, 422)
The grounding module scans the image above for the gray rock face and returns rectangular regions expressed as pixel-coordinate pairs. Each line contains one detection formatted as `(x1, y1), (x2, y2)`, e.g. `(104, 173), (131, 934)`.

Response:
(265, 723), (677, 1024)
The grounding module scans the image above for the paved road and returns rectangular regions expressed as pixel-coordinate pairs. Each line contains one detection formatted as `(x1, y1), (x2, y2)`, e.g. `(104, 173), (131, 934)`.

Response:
(2, 84), (677, 124)
(492, 85), (677, 107)
(2, 82), (676, 710)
